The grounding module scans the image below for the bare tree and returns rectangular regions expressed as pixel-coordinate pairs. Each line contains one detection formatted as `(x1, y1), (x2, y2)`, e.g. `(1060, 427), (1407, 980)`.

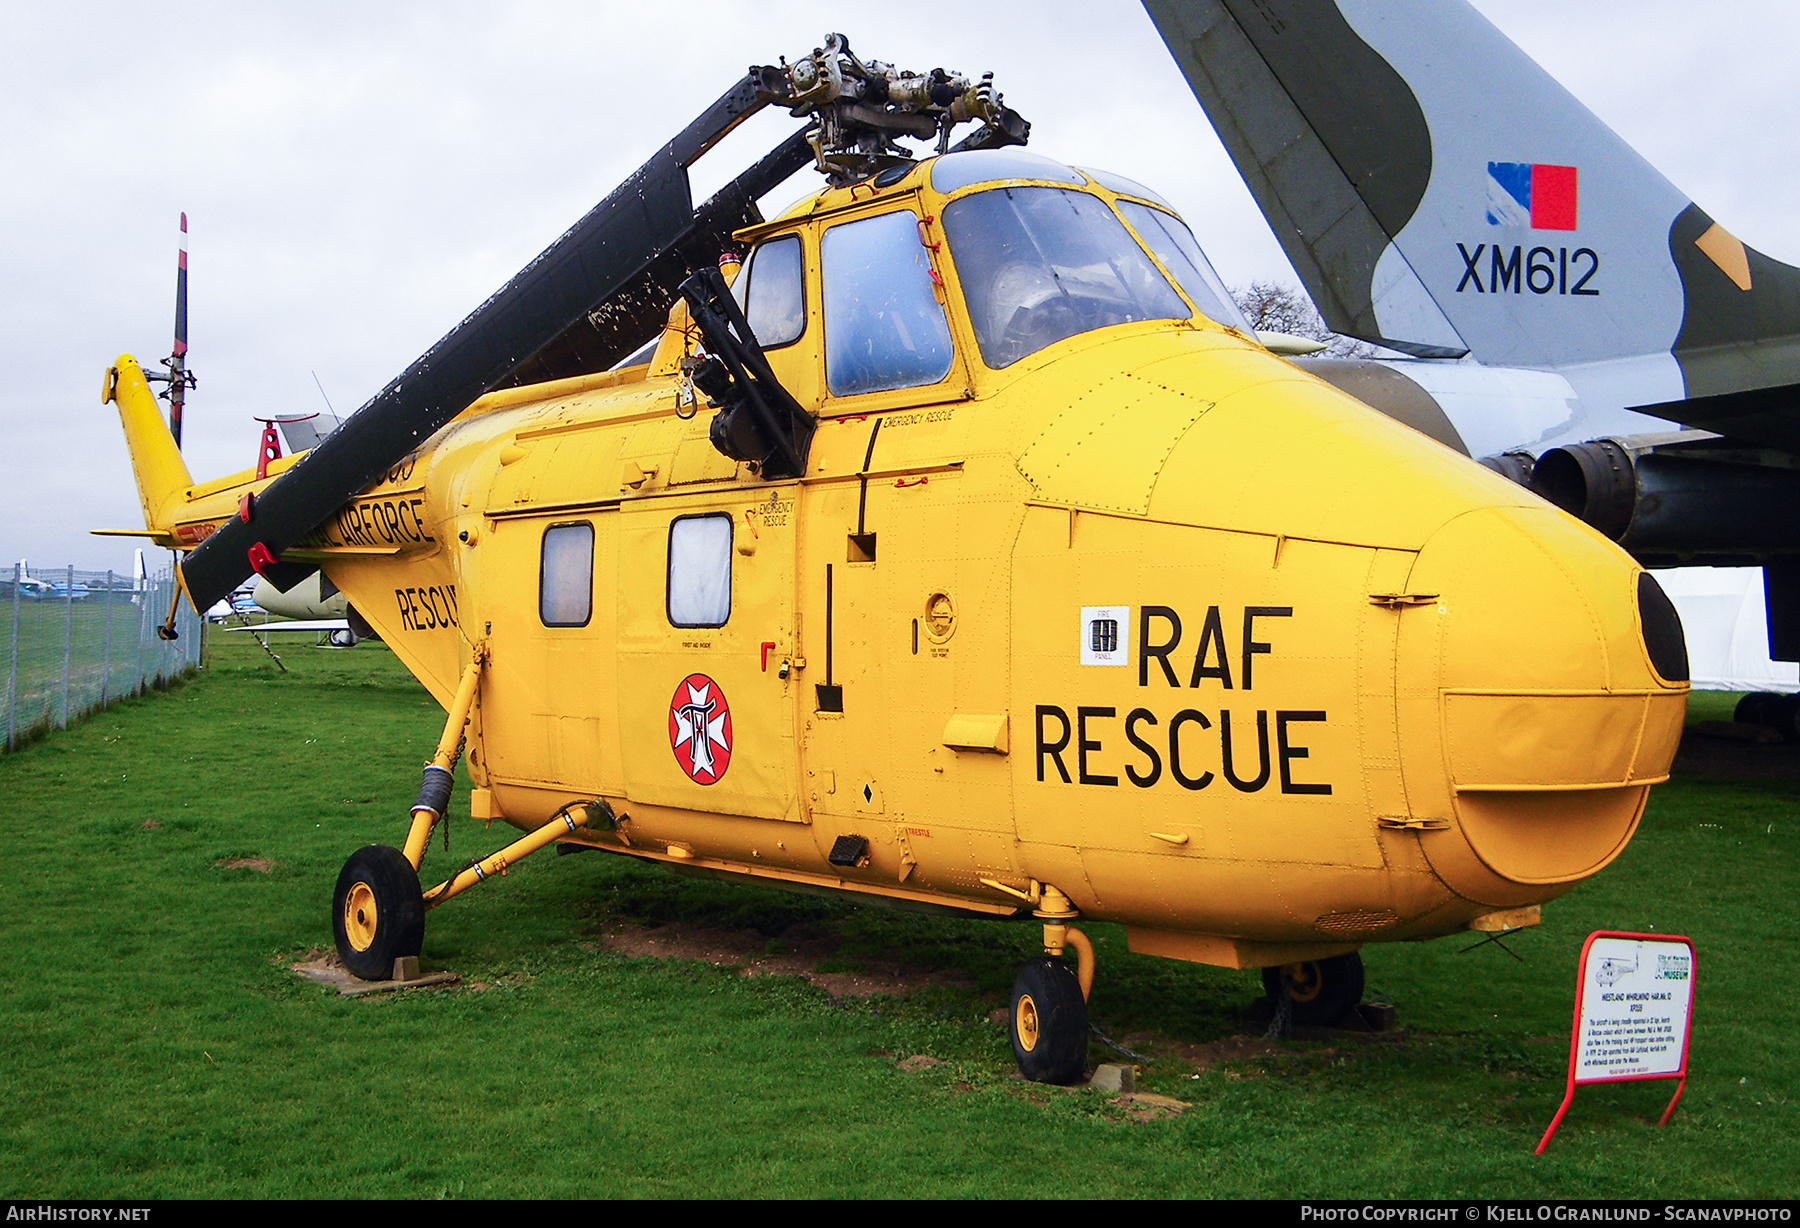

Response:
(1231, 281), (1375, 358)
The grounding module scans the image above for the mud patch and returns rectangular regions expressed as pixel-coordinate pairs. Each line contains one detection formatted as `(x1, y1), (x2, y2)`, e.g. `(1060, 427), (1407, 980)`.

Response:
(1110, 1092), (1189, 1121)
(289, 952), (459, 996)
(897, 1055), (948, 1071)
(215, 857), (276, 873)
(589, 918), (977, 998)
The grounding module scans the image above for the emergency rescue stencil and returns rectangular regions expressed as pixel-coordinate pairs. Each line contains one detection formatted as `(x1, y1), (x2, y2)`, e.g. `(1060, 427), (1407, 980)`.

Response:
(1079, 606), (1130, 666)
(669, 673), (733, 784)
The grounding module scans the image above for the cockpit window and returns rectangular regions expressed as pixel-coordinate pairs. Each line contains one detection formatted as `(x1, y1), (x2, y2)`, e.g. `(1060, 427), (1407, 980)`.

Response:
(929, 148), (1086, 194)
(1077, 167), (1176, 212)
(1116, 201), (1252, 333)
(821, 211), (955, 396)
(730, 235), (806, 349)
(943, 187), (1191, 369)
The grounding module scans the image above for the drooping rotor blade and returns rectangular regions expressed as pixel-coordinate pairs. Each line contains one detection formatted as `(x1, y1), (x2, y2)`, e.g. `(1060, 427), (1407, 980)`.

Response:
(496, 129), (812, 389)
(177, 74), (810, 615)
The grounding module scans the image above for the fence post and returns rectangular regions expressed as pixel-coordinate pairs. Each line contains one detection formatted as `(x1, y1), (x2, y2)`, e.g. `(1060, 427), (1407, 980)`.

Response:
(152, 573), (164, 687)
(135, 570), (148, 698)
(59, 565), (74, 730)
(100, 570), (114, 706)
(6, 563), (18, 752)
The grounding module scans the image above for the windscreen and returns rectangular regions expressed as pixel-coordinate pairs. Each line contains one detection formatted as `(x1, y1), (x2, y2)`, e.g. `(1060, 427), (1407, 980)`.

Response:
(1116, 201), (1252, 333)
(942, 187), (1190, 369)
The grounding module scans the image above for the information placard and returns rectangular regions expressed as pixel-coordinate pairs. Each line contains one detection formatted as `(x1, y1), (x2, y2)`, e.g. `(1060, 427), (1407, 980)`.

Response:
(1574, 935), (1694, 1081)
(1536, 930), (1695, 1153)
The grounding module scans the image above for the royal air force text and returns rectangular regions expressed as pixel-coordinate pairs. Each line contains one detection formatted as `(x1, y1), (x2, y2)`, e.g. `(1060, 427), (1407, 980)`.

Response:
(325, 496), (433, 549)
(1037, 606), (1331, 796)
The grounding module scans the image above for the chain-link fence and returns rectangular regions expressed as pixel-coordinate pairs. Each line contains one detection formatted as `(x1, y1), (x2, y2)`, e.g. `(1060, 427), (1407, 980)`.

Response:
(2, 562), (204, 751)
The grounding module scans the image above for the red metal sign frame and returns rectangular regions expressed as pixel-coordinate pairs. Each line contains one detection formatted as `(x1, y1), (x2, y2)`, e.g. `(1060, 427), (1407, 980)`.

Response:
(1535, 929), (1695, 1154)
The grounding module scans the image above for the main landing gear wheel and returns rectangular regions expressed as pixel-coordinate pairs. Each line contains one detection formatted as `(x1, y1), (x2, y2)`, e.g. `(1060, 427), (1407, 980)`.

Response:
(333, 844), (425, 981)
(1010, 958), (1088, 1085)
(1262, 952), (1365, 1028)
(1769, 694), (1800, 743)
(1734, 692), (1781, 726)
(1735, 692), (1800, 742)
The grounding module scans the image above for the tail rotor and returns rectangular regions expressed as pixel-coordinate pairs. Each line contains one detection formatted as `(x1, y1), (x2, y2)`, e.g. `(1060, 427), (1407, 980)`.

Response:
(143, 213), (197, 447)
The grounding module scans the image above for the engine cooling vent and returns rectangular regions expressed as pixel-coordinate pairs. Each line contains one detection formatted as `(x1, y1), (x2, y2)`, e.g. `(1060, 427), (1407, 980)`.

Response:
(1314, 910), (1400, 936)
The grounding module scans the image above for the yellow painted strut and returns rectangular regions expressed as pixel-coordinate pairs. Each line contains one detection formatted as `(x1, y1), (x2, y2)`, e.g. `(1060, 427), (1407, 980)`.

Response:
(422, 807), (588, 908)
(403, 645), (486, 869)
(398, 643), (594, 908)
(1036, 885), (1094, 1002)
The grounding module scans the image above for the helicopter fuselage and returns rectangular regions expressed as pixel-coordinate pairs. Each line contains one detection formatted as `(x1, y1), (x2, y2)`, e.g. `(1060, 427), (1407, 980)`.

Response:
(110, 148), (1687, 972)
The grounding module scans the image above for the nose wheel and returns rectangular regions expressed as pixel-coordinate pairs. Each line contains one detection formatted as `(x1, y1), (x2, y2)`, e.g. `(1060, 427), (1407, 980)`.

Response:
(1009, 958), (1089, 1085)
(332, 844), (425, 980)
(1262, 952), (1364, 1027)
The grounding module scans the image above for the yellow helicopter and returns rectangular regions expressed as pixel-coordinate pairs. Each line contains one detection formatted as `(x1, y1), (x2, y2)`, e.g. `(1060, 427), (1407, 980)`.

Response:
(102, 36), (1687, 1085)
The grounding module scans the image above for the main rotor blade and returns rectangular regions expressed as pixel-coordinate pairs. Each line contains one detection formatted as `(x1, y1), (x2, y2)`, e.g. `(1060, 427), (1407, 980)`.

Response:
(177, 75), (807, 614)
(494, 128), (812, 389)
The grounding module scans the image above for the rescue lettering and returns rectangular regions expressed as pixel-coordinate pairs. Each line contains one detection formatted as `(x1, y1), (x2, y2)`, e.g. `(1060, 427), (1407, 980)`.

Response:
(395, 585), (459, 631)
(1035, 704), (1330, 795)
(1044, 602), (1328, 791)
(1455, 242), (1599, 295)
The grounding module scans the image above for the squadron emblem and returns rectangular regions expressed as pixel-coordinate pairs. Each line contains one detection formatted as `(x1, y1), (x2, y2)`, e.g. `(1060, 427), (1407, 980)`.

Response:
(668, 674), (733, 784)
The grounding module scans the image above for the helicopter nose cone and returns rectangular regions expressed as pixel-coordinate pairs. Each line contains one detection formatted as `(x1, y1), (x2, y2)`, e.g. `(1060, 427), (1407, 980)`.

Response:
(1395, 504), (1687, 905)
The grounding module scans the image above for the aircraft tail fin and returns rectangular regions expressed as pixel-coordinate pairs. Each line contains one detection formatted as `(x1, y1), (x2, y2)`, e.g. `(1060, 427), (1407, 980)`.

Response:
(1144, 0), (1800, 382)
(104, 355), (194, 533)
(1145, 0), (1460, 357)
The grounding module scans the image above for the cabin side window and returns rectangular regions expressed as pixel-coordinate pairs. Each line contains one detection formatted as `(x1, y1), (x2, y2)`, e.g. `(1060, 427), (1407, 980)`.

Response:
(821, 210), (954, 396)
(540, 521), (594, 627)
(667, 514), (732, 627)
(730, 234), (806, 349)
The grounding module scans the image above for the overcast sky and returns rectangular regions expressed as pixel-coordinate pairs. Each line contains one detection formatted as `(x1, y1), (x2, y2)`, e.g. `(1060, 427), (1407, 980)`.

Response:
(5, 0), (1795, 572)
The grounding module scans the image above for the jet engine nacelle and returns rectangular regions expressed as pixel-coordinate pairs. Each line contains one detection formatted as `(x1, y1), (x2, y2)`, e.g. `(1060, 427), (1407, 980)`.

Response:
(1528, 435), (1800, 565)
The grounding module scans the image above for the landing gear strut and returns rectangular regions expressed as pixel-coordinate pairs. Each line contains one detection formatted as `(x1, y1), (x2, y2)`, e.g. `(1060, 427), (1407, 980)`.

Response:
(1003, 883), (1094, 1085)
(329, 647), (607, 981)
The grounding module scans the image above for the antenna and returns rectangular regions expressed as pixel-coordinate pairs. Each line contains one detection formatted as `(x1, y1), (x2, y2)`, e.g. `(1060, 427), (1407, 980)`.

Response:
(310, 370), (338, 417)
(145, 213), (198, 447)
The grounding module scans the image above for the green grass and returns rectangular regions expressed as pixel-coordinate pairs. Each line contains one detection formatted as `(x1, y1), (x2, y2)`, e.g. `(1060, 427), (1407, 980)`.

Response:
(0, 640), (1793, 1198)
(1683, 689), (1746, 725)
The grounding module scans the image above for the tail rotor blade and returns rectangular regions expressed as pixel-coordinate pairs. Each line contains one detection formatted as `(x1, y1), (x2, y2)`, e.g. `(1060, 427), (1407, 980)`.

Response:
(169, 213), (189, 448)
(173, 212), (188, 361)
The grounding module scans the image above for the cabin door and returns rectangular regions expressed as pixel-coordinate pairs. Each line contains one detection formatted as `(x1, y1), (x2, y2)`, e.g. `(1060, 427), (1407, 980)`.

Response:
(472, 510), (624, 803)
(614, 487), (802, 821)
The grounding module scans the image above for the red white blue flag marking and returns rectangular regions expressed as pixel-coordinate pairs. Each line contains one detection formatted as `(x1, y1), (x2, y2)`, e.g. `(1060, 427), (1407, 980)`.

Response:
(1486, 162), (1578, 230)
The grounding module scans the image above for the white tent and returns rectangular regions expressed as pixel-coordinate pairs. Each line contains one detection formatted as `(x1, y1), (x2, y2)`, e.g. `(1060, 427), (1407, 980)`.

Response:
(1655, 567), (1799, 693)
